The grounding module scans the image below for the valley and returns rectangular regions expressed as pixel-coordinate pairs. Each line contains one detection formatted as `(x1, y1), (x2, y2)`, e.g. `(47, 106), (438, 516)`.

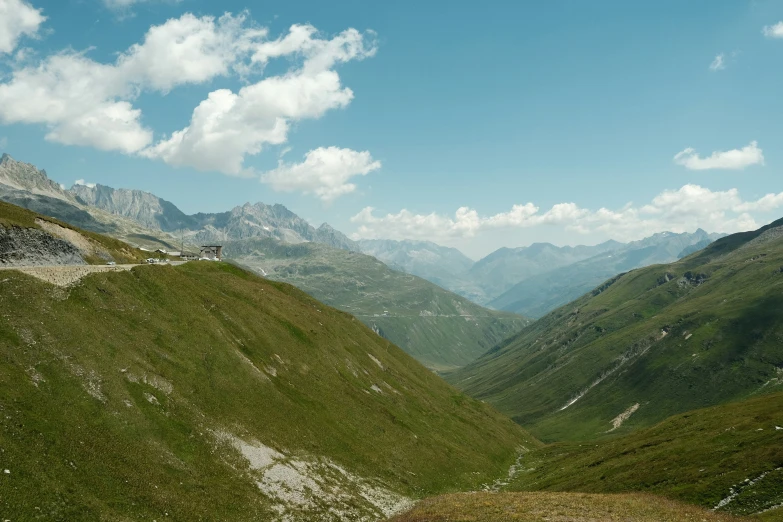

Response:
(2, 189), (783, 520)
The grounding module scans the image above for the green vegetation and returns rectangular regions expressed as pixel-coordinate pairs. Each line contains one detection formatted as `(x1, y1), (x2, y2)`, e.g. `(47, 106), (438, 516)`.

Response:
(448, 218), (783, 441)
(224, 238), (528, 371)
(0, 200), (150, 264)
(508, 392), (783, 517)
(389, 491), (743, 521)
(0, 260), (533, 520)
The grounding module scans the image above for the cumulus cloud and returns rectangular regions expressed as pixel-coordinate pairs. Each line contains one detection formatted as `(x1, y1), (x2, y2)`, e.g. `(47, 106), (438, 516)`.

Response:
(117, 13), (266, 92)
(261, 147), (380, 202)
(0, 0), (46, 55)
(0, 52), (151, 153)
(673, 141), (764, 170)
(763, 21), (783, 38)
(350, 185), (783, 243)
(0, 13), (374, 164)
(143, 25), (377, 175)
(709, 53), (725, 71)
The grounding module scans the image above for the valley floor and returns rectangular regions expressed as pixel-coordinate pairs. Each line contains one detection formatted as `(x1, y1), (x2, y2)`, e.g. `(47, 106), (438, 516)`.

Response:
(387, 491), (745, 521)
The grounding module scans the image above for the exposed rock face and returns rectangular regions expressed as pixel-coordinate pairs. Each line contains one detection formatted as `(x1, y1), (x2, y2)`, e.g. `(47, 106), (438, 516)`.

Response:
(0, 226), (84, 266)
(314, 223), (360, 252)
(71, 184), (196, 232)
(1, 154), (360, 253)
(190, 203), (361, 251)
(0, 154), (74, 202)
(70, 183), (361, 251)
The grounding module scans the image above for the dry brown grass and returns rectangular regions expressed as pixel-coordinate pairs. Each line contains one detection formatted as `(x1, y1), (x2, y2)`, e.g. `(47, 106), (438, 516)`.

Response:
(388, 491), (745, 521)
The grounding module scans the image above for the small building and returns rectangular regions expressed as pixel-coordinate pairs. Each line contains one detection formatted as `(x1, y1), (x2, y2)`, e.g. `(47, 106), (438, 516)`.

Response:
(180, 251), (199, 261)
(200, 245), (223, 261)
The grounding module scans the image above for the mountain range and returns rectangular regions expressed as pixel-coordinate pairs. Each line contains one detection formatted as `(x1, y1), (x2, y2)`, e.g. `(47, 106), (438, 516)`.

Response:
(0, 201), (533, 520)
(447, 216), (783, 442)
(0, 154), (525, 371)
(3, 177), (783, 519)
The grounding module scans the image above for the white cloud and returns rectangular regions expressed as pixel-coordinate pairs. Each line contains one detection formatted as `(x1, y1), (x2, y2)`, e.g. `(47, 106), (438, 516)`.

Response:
(673, 141), (764, 170)
(143, 24), (377, 175)
(350, 185), (783, 244)
(0, 0), (46, 54)
(74, 179), (96, 188)
(117, 13), (266, 92)
(709, 53), (725, 71)
(0, 136), (7, 149)
(0, 52), (151, 153)
(261, 147), (380, 202)
(0, 13), (374, 161)
(763, 21), (783, 38)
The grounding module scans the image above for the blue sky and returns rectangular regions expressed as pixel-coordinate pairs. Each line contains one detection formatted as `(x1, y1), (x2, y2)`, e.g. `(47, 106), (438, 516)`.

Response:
(1, 0), (782, 258)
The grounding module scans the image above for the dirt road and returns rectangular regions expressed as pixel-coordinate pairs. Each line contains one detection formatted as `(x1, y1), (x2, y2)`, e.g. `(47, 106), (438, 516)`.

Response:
(0, 264), (140, 287)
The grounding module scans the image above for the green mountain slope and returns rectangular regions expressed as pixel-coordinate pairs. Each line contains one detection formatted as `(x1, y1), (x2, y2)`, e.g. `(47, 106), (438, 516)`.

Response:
(448, 218), (783, 442)
(489, 230), (722, 318)
(508, 392), (783, 517)
(390, 492), (743, 521)
(224, 238), (529, 371)
(0, 257), (534, 520)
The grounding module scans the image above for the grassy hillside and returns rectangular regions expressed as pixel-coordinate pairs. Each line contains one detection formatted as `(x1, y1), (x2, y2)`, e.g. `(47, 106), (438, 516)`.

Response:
(389, 492), (744, 521)
(224, 238), (529, 371)
(0, 260), (534, 521)
(448, 218), (783, 441)
(0, 200), (150, 265)
(508, 392), (783, 517)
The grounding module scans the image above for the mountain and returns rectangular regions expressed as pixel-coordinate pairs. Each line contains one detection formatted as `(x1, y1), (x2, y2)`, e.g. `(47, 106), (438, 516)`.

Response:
(0, 154), (182, 250)
(224, 237), (529, 371)
(0, 200), (534, 521)
(357, 239), (626, 305)
(357, 239), (481, 299)
(448, 218), (783, 442)
(489, 230), (723, 317)
(467, 241), (624, 303)
(71, 182), (198, 232)
(72, 183), (361, 251)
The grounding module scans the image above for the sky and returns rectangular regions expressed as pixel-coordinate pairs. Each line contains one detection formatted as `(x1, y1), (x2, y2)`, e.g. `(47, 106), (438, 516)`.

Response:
(0, 0), (782, 259)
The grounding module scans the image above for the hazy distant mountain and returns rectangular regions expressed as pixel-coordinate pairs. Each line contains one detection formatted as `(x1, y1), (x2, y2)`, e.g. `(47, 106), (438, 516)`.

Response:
(358, 238), (477, 292)
(489, 229), (724, 317)
(467, 241), (624, 301)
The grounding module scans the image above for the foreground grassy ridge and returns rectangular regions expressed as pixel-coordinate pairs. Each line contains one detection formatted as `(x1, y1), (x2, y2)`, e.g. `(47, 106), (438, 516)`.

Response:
(0, 200), (149, 264)
(388, 492), (743, 521)
(0, 261), (533, 520)
(448, 218), (783, 441)
(224, 237), (529, 371)
(508, 393), (783, 516)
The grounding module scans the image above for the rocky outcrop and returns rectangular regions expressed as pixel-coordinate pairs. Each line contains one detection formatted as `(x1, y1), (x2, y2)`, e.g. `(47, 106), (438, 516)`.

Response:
(0, 226), (85, 266)
(0, 154), (74, 202)
(71, 184), (196, 232)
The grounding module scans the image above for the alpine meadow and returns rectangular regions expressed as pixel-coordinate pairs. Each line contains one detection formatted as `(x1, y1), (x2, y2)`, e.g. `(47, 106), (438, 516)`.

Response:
(1, 0), (783, 521)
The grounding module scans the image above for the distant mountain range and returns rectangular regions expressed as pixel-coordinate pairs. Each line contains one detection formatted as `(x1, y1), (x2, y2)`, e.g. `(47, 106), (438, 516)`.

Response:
(358, 232), (723, 317)
(487, 229), (724, 317)
(0, 153), (523, 371)
(447, 216), (783, 442)
(227, 238), (528, 371)
(0, 153), (359, 253)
